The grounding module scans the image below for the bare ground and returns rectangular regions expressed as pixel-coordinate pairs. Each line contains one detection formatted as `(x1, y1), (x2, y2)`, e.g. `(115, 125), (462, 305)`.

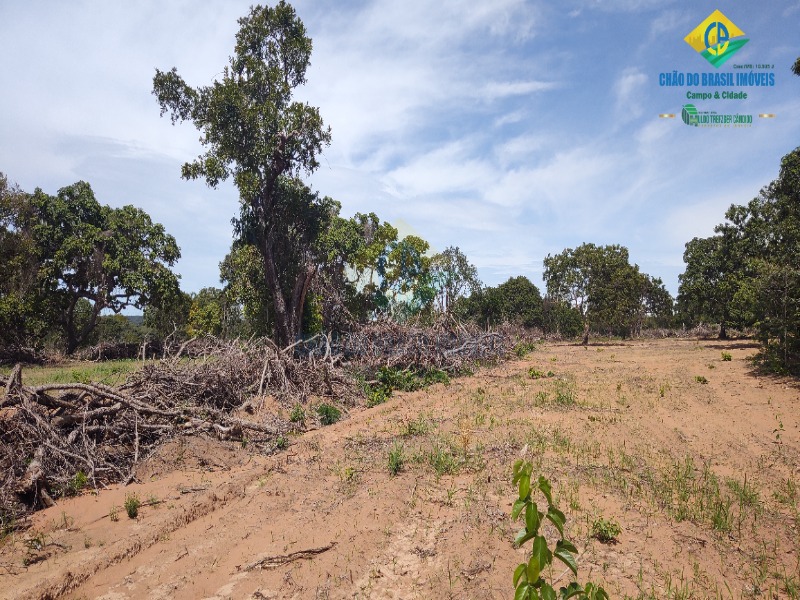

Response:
(2, 339), (799, 599)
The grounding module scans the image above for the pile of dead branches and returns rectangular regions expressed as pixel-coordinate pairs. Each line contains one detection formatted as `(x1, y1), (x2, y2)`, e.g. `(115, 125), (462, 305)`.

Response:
(332, 318), (512, 372)
(0, 337), (358, 519)
(0, 323), (515, 523)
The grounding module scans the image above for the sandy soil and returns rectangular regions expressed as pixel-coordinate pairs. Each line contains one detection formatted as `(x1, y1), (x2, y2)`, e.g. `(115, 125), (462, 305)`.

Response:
(2, 338), (799, 600)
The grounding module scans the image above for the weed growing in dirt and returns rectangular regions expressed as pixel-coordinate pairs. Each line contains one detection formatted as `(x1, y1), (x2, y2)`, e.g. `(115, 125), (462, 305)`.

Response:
(388, 443), (405, 476)
(62, 470), (89, 497)
(109, 505), (120, 522)
(591, 517), (621, 543)
(22, 530), (48, 566)
(553, 380), (577, 407)
(515, 342), (538, 358)
(124, 493), (141, 519)
(275, 435), (289, 450)
(365, 384), (389, 407)
(399, 414), (433, 437)
(290, 405), (305, 424)
(362, 366), (450, 407)
(333, 462), (358, 483)
(721, 351), (732, 361)
(645, 456), (768, 536)
(774, 478), (797, 506)
(426, 441), (459, 476)
(0, 510), (16, 541)
(528, 368), (555, 379)
(317, 403), (341, 425)
(511, 459), (608, 599)
(774, 414), (785, 444)
(694, 375), (708, 384)
(726, 476), (760, 511)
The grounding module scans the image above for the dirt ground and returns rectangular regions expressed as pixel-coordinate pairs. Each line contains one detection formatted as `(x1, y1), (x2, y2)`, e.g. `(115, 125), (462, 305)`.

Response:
(2, 338), (799, 600)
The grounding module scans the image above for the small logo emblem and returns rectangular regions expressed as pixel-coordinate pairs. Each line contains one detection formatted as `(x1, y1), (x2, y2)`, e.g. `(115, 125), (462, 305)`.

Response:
(681, 104), (699, 126)
(684, 10), (748, 68)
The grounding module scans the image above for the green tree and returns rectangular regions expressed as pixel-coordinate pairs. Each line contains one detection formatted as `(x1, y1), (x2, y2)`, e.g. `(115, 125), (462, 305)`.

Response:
(541, 298), (584, 338)
(1, 180), (181, 354)
(677, 229), (748, 339)
(153, 2), (331, 347)
(220, 244), (271, 337)
(186, 287), (244, 338)
(638, 275), (674, 330)
(544, 244), (666, 343)
(430, 246), (481, 314)
(453, 276), (543, 329)
(342, 213), (398, 321)
(36, 183), (181, 353)
(92, 314), (149, 346)
(732, 148), (800, 370)
(381, 235), (435, 318)
(142, 289), (192, 339)
(0, 173), (50, 349)
(543, 244), (618, 344)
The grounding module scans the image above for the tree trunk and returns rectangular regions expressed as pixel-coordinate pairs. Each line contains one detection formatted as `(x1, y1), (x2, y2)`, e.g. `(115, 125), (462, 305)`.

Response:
(290, 264), (316, 342)
(261, 237), (292, 347)
(719, 321), (728, 340)
(582, 321), (590, 345)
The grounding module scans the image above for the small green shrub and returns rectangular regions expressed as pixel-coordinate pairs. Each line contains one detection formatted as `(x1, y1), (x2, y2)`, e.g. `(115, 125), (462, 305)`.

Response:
(317, 403), (341, 426)
(515, 342), (538, 358)
(511, 460), (609, 599)
(124, 493), (141, 519)
(528, 368), (555, 380)
(400, 414), (432, 437)
(694, 375), (708, 384)
(362, 367), (450, 408)
(275, 435), (288, 450)
(721, 351), (732, 361)
(427, 442), (459, 476)
(553, 380), (577, 406)
(289, 405), (305, 423)
(65, 470), (89, 497)
(388, 443), (405, 476)
(365, 384), (390, 407)
(377, 366), (450, 393)
(590, 517), (621, 543)
(1, 511), (16, 540)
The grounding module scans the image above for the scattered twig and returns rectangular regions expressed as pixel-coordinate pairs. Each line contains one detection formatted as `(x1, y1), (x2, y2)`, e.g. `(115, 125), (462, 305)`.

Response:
(241, 542), (337, 571)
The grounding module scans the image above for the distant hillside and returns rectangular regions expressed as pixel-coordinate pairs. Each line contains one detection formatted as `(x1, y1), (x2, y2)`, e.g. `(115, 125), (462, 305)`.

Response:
(125, 315), (144, 326)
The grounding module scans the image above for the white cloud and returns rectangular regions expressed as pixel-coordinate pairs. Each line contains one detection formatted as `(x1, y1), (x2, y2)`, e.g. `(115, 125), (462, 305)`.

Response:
(648, 10), (688, 39)
(614, 67), (648, 121)
(477, 80), (559, 101)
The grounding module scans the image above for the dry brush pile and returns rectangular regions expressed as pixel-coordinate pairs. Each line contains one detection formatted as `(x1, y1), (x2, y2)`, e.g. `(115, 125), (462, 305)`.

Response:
(330, 318), (514, 373)
(0, 322), (518, 527)
(0, 337), (358, 526)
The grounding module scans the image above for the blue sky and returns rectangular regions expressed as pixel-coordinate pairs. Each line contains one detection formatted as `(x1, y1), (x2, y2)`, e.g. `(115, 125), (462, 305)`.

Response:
(1, 0), (798, 300)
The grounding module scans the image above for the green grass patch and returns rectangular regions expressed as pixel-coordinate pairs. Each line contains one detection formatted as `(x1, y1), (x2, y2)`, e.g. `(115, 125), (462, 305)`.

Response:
(1, 359), (143, 386)
(363, 366), (450, 408)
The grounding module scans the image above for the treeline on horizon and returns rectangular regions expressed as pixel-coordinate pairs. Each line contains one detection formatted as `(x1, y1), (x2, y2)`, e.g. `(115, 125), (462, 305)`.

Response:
(1, 3), (798, 375)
